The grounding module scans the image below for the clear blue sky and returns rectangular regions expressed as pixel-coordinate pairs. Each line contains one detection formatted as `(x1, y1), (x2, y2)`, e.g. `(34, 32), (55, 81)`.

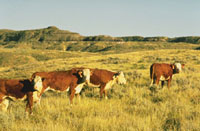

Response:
(1, 0), (200, 37)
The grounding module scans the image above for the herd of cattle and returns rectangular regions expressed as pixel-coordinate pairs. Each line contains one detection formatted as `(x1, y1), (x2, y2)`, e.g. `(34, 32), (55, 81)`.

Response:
(0, 63), (184, 114)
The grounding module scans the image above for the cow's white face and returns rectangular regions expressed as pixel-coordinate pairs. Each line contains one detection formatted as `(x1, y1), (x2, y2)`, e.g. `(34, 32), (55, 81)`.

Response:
(33, 75), (43, 93)
(33, 91), (41, 104)
(115, 71), (126, 84)
(174, 63), (183, 72)
(75, 83), (85, 94)
(82, 69), (91, 84)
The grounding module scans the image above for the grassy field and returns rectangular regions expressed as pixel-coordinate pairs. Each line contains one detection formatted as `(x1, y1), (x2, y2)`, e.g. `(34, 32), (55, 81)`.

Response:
(0, 43), (200, 131)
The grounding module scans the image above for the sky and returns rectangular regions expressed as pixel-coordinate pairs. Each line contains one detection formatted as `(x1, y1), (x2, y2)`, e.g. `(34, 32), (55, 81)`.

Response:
(1, 0), (200, 37)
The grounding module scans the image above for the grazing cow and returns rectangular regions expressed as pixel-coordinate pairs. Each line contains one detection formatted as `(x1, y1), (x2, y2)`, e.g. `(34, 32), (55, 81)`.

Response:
(150, 63), (184, 88)
(88, 68), (126, 99)
(0, 79), (37, 114)
(31, 68), (91, 105)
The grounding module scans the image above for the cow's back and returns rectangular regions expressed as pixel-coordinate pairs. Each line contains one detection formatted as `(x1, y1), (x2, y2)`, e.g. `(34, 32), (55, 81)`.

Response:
(33, 70), (73, 79)
(151, 63), (173, 78)
(0, 79), (23, 94)
(0, 79), (34, 99)
(0, 79), (35, 114)
(33, 70), (76, 91)
(90, 69), (115, 85)
(0, 79), (7, 93)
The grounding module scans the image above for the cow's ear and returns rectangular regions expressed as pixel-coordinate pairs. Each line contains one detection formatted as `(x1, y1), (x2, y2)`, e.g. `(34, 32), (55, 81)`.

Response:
(113, 75), (116, 79)
(90, 70), (93, 76)
(29, 78), (32, 82)
(118, 71), (123, 75)
(182, 64), (185, 68)
(30, 74), (35, 81)
(114, 72), (120, 78)
(171, 64), (175, 69)
(78, 70), (83, 78)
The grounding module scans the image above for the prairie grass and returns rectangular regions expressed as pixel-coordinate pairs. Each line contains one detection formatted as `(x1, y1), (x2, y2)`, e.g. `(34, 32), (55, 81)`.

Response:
(0, 46), (200, 130)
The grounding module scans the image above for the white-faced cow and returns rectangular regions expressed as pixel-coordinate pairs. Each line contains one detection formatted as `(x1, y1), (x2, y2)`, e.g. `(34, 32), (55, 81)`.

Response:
(87, 68), (126, 99)
(0, 79), (37, 114)
(31, 68), (91, 105)
(150, 63), (184, 88)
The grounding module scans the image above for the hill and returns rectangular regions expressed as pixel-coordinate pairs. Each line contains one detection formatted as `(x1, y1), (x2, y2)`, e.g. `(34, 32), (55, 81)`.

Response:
(0, 26), (83, 42)
(0, 26), (200, 44)
(0, 26), (200, 53)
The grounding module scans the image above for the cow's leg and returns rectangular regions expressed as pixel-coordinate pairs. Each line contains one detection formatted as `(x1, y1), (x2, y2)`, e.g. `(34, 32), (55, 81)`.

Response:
(150, 75), (158, 87)
(155, 77), (160, 87)
(74, 83), (84, 102)
(0, 99), (9, 112)
(150, 79), (153, 86)
(100, 88), (104, 98)
(33, 87), (46, 108)
(34, 96), (42, 111)
(161, 81), (164, 88)
(38, 87), (46, 104)
(0, 94), (9, 112)
(100, 84), (106, 99)
(150, 74), (156, 86)
(32, 91), (41, 107)
(69, 88), (76, 105)
(37, 96), (41, 106)
(26, 93), (33, 115)
(76, 93), (81, 102)
(104, 90), (108, 100)
(153, 77), (156, 84)
(167, 77), (172, 88)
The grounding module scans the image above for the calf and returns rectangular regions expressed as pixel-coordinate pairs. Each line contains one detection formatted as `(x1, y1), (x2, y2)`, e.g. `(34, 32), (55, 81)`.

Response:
(31, 68), (91, 105)
(0, 79), (36, 114)
(150, 63), (184, 88)
(88, 68), (126, 99)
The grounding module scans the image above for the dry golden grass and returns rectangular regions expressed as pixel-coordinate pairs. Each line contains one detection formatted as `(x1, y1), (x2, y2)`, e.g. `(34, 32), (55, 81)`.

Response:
(0, 47), (200, 131)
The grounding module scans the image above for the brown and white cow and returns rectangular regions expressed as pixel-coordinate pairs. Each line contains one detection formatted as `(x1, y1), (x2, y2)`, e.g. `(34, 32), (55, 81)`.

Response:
(31, 68), (91, 105)
(88, 68), (126, 99)
(150, 63), (184, 88)
(0, 79), (37, 114)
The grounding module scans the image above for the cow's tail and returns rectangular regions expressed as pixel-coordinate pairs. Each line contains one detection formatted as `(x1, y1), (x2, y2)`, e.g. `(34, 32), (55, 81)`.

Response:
(150, 64), (154, 86)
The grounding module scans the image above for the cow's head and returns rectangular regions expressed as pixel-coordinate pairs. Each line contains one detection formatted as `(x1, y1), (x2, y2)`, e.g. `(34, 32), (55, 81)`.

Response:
(20, 79), (38, 92)
(172, 63), (185, 74)
(114, 71), (126, 84)
(76, 69), (91, 84)
(31, 75), (44, 93)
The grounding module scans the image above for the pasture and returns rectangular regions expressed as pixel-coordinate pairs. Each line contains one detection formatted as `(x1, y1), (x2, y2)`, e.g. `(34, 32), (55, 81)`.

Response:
(0, 43), (200, 130)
